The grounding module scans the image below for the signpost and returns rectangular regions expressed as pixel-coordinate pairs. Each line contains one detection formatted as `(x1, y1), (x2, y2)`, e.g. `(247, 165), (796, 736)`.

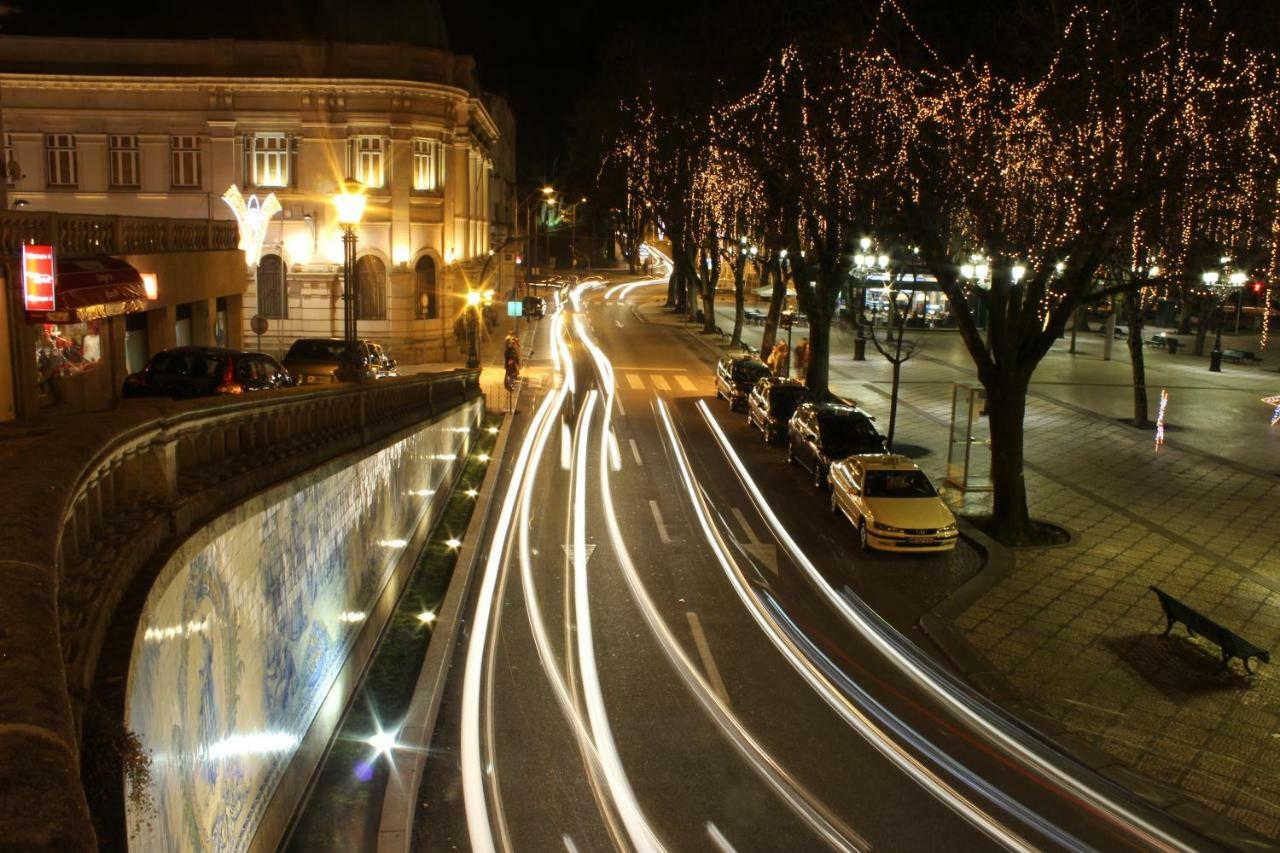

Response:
(250, 314), (269, 352)
(21, 244), (56, 312)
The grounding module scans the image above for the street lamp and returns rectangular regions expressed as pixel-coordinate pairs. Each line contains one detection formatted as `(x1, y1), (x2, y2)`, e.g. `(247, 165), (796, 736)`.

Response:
(332, 178), (366, 381)
(465, 289), (483, 369)
(1202, 268), (1239, 373)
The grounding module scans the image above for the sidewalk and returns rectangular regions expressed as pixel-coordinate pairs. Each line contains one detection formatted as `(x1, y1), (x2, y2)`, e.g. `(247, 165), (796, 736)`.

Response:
(400, 314), (549, 413)
(699, 301), (1280, 839)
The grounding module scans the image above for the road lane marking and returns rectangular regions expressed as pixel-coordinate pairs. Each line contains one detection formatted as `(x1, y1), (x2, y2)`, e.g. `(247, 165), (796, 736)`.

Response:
(731, 507), (762, 545)
(651, 375), (671, 391)
(706, 823), (738, 853)
(686, 612), (731, 707)
(649, 500), (671, 543)
(616, 395), (626, 417)
(626, 373), (645, 390)
(609, 430), (623, 471)
(561, 422), (571, 470)
(563, 835), (580, 853)
(674, 375), (697, 392)
(629, 438), (643, 466)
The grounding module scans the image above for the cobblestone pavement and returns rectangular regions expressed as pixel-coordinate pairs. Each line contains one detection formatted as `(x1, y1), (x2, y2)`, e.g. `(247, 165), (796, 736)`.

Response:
(701, 300), (1280, 838)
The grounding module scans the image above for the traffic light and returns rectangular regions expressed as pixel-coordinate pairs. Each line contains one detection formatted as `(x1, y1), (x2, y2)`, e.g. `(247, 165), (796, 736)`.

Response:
(1253, 281), (1265, 293)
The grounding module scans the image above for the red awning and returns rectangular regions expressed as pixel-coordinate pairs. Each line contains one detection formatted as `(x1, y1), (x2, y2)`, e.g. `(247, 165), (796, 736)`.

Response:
(25, 256), (149, 323)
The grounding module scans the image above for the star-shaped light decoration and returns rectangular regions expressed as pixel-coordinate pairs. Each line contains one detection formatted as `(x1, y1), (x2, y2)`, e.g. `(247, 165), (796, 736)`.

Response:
(222, 184), (282, 268)
(1263, 395), (1280, 426)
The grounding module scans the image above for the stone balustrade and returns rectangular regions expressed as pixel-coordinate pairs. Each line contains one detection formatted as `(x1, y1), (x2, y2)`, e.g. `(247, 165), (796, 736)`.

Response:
(0, 368), (480, 850)
(0, 209), (239, 256)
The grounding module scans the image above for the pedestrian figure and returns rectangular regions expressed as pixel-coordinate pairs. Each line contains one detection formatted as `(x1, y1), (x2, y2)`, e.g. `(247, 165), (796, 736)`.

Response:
(769, 340), (790, 377)
(794, 338), (811, 381)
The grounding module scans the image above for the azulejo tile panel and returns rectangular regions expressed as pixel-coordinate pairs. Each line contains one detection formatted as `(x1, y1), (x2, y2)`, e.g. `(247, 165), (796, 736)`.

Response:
(125, 402), (480, 852)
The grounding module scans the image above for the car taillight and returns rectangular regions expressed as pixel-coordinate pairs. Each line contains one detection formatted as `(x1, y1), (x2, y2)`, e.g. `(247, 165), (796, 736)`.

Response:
(216, 360), (243, 395)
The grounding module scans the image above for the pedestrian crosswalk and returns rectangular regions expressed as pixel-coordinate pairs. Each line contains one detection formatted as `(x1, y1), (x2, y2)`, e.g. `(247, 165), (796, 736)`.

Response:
(621, 372), (706, 394)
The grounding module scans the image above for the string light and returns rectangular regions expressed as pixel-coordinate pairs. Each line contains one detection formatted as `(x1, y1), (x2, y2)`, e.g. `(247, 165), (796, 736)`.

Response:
(1154, 390), (1169, 449)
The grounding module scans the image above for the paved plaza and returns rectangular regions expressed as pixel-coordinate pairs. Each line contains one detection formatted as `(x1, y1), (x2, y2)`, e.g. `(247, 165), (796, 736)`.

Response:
(699, 299), (1280, 838)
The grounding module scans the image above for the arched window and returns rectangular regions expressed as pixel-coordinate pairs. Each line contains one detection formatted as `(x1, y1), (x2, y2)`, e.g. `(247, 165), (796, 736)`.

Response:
(355, 255), (387, 320)
(414, 255), (438, 319)
(258, 254), (287, 318)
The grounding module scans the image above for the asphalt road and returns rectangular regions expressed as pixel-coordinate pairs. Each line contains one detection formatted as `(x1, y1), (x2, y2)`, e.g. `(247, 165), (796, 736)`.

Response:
(411, 277), (1213, 852)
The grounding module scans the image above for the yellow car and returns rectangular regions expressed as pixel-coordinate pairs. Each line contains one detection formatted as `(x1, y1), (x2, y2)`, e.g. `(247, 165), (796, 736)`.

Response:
(828, 455), (958, 553)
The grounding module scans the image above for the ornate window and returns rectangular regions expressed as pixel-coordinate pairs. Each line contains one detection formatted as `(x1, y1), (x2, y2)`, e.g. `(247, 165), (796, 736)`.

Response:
(355, 255), (387, 320)
(258, 254), (287, 318)
(109, 135), (139, 187)
(412, 138), (445, 191)
(349, 136), (385, 188)
(251, 133), (289, 187)
(414, 255), (438, 319)
(171, 135), (202, 187)
(45, 134), (77, 186)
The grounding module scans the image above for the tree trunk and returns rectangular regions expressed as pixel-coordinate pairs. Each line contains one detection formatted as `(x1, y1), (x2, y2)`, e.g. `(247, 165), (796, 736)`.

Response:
(887, 359), (901, 451)
(730, 265), (746, 347)
(1125, 291), (1150, 428)
(761, 262), (786, 355)
(701, 284), (718, 334)
(666, 265), (678, 308)
(1194, 310), (1209, 356)
(984, 372), (1033, 545)
(805, 305), (833, 399)
(1177, 292), (1194, 334)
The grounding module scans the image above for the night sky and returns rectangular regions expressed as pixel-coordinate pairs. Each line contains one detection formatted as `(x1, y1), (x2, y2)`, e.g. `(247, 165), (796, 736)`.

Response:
(5, 0), (1278, 186)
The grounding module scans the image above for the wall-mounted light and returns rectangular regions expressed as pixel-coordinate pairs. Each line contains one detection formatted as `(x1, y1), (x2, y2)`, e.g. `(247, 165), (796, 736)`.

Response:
(393, 244), (411, 267)
(141, 272), (159, 300)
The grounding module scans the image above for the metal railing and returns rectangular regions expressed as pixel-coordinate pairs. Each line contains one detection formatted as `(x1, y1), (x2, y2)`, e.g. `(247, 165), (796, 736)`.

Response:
(0, 210), (239, 256)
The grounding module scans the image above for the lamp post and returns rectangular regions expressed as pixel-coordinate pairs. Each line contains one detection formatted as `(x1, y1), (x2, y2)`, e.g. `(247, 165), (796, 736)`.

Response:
(1204, 267), (1246, 372)
(465, 288), (495, 369)
(333, 178), (367, 346)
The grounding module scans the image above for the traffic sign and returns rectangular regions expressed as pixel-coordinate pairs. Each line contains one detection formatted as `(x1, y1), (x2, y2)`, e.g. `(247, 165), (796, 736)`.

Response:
(507, 301), (523, 317)
(250, 314), (269, 335)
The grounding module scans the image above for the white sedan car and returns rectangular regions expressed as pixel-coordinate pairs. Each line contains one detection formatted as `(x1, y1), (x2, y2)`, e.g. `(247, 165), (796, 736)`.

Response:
(829, 454), (958, 552)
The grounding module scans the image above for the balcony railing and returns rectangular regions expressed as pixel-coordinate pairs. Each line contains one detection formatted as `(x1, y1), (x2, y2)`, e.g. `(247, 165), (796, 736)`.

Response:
(0, 368), (482, 850)
(0, 210), (239, 256)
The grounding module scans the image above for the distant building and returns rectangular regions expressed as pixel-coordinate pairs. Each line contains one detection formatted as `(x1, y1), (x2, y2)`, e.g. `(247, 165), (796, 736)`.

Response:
(0, 24), (514, 368)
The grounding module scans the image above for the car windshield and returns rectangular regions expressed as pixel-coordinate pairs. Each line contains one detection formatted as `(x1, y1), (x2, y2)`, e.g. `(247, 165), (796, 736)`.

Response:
(820, 414), (883, 454)
(149, 352), (225, 378)
(286, 340), (347, 361)
(864, 469), (937, 498)
(733, 361), (770, 382)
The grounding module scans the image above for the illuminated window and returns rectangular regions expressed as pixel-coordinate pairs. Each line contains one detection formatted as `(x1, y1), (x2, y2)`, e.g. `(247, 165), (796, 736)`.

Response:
(252, 133), (289, 187)
(258, 254), (287, 318)
(355, 255), (387, 319)
(412, 138), (445, 191)
(171, 135), (202, 188)
(414, 255), (437, 318)
(45, 134), (77, 187)
(109, 135), (139, 187)
(350, 136), (385, 188)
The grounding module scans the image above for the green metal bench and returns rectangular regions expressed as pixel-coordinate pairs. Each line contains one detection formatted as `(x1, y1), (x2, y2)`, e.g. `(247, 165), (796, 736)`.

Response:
(1149, 585), (1270, 674)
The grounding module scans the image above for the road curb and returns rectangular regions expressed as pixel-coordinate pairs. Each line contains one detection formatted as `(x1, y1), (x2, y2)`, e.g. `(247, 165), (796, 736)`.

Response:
(376, 407), (516, 853)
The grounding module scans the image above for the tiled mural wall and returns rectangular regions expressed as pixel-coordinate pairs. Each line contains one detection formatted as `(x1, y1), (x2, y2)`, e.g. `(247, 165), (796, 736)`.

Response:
(124, 400), (482, 851)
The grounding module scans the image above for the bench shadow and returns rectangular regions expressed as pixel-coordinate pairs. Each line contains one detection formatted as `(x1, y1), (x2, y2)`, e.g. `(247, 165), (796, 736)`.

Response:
(1101, 632), (1253, 696)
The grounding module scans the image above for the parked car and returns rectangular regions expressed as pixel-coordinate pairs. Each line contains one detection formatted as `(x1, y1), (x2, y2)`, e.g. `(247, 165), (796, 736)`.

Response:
(786, 401), (886, 488)
(122, 347), (295, 399)
(829, 454), (958, 552)
(522, 296), (547, 318)
(747, 377), (811, 443)
(283, 338), (394, 384)
(714, 355), (772, 410)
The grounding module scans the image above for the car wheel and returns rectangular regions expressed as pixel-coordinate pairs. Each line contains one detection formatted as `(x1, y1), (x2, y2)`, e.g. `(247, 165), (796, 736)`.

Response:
(859, 518), (869, 551)
(813, 463), (826, 490)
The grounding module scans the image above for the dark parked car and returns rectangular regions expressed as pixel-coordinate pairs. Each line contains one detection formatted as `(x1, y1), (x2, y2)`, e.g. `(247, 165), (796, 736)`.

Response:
(522, 296), (547, 317)
(747, 377), (811, 443)
(122, 347), (295, 399)
(282, 338), (395, 384)
(714, 355), (772, 410)
(786, 401), (886, 489)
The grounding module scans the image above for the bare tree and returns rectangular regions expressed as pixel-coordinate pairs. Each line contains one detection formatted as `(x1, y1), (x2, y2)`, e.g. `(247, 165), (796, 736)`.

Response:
(866, 273), (925, 450)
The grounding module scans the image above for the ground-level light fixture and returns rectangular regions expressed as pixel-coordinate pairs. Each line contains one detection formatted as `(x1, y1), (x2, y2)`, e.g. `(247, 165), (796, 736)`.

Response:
(445, 538), (462, 549)
(417, 610), (437, 625)
(464, 488), (479, 498)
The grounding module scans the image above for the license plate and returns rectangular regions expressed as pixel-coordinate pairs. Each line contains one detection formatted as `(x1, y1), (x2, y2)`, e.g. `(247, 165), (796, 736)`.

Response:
(908, 536), (933, 544)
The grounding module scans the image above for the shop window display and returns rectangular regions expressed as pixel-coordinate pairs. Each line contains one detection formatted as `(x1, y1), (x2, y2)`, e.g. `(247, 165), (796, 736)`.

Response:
(36, 321), (102, 388)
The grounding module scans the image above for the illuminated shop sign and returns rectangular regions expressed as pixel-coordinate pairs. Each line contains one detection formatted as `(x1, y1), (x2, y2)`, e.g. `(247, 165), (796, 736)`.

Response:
(22, 244), (56, 311)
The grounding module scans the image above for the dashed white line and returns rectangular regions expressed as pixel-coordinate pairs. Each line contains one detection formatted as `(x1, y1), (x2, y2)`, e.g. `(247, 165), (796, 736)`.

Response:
(629, 438), (643, 466)
(706, 823), (738, 853)
(649, 500), (671, 544)
(686, 612), (731, 707)
(730, 507), (763, 546)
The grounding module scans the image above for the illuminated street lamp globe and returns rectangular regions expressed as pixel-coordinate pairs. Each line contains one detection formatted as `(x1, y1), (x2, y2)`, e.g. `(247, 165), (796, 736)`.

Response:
(333, 178), (367, 227)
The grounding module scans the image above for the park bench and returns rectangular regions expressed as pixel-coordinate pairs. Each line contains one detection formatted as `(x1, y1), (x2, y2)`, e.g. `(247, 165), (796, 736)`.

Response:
(1144, 335), (1166, 349)
(1221, 349), (1263, 365)
(1149, 585), (1271, 673)
(744, 309), (767, 325)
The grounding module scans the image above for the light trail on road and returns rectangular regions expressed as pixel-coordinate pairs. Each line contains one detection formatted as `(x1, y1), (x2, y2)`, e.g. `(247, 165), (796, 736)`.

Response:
(694, 399), (1192, 853)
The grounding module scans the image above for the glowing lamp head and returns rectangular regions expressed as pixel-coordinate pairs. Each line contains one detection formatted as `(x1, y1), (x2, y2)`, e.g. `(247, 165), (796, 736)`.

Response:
(333, 178), (367, 227)
(975, 263), (990, 281)
(853, 253), (866, 267)
(876, 254), (889, 269)
(1011, 264), (1026, 282)
(1229, 271), (1248, 286)
(1055, 262), (1066, 274)
(960, 263), (975, 279)
(367, 731), (397, 756)
(482, 289), (495, 304)
(1203, 270), (1220, 286)
(466, 291), (481, 307)
(1148, 265), (1160, 278)
(141, 272), (159, 300)
(859, 237), (872, 251)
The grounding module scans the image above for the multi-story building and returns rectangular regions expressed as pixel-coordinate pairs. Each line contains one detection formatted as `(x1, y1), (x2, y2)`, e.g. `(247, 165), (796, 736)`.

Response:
(0, 31), (513, 366)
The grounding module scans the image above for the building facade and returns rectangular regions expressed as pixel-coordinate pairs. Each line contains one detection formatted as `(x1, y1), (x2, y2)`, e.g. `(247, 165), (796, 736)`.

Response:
(0, 36), (513, 365)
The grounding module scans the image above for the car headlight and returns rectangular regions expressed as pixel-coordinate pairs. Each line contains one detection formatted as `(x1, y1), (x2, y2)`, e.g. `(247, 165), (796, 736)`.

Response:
(941, 523), (958, 533)
(872, 520), (904, 533)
